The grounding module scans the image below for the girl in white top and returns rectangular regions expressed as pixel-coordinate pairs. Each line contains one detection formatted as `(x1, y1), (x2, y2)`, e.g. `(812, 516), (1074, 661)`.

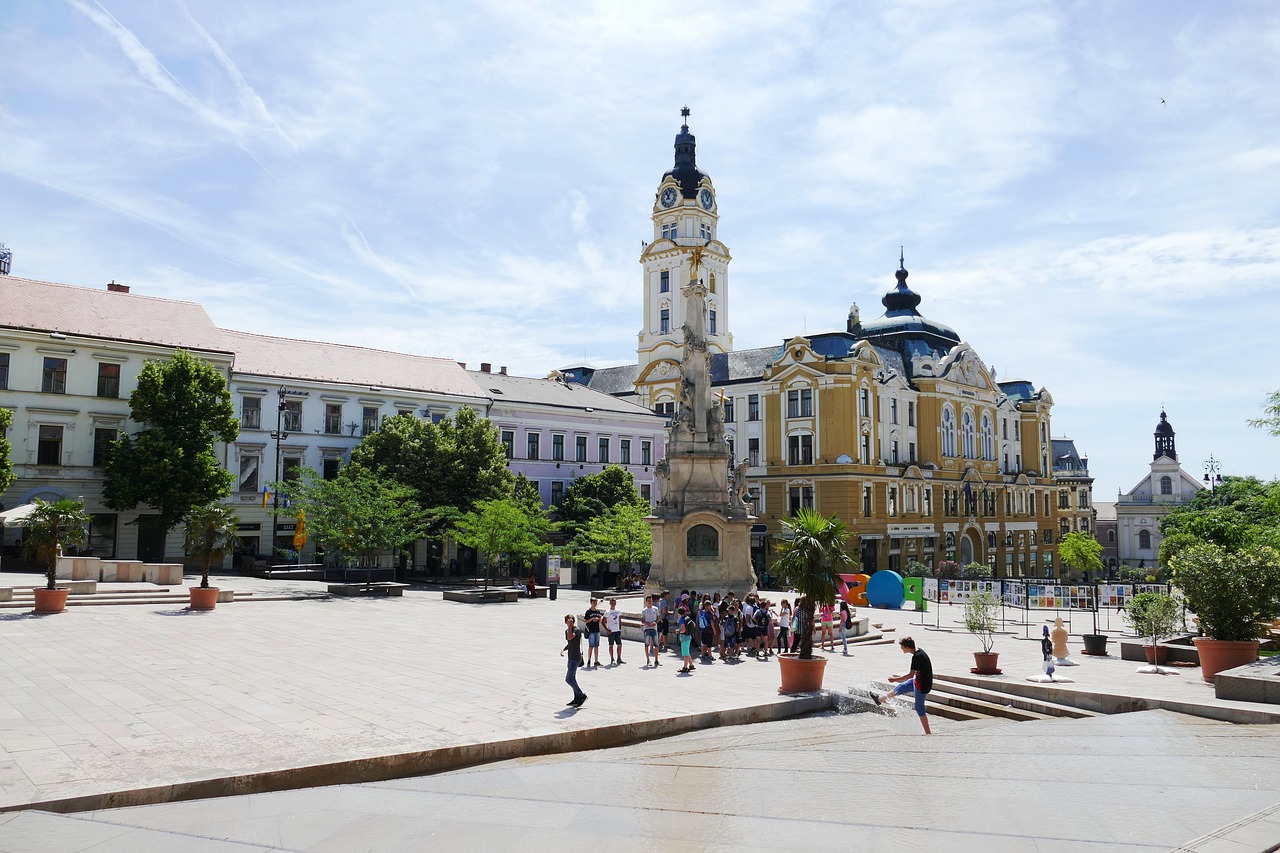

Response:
(776, 599), (793, 654)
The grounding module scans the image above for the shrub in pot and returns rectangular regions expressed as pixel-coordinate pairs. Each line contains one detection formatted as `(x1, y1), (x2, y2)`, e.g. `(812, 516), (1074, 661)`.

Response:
(1170, 542), (1280, 681)
(963, 591), (1001, 674)
(20, 498), (90, 613)
(1123, 591), (1180, 673)
(963, 561), (992, 579)
(772, 508), (854, 692)
(183, 503), (239, 610)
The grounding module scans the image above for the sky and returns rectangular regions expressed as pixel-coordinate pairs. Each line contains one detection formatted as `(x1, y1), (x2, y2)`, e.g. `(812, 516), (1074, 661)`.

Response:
(1, 0), (1278, 499)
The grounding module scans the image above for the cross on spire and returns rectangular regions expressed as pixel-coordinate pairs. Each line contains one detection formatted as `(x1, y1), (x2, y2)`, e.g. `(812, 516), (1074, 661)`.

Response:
(680, 106), (690, 129)
(899, 245), (905, 269)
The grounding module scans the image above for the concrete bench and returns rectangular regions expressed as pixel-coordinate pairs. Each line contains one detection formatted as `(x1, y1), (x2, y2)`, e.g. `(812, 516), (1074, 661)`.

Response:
(56, 557), (102, 581)
(99, 561), (146, 582)
(144, 563), (184, 585)
(328, 582), (407, 597)
(443, 588), (520, 604)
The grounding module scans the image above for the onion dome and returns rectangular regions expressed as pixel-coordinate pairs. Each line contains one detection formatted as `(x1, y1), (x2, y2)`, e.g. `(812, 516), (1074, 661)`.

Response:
(663, 107), (709, 198)
(857, 251), (960, 352)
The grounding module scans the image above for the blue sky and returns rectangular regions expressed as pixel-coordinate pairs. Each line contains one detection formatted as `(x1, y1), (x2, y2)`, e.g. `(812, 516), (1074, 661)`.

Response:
(1, 0), (1278, 498)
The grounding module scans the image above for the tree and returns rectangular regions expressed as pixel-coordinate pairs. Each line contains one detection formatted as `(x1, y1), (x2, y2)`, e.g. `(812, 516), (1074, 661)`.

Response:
(1248, 389), (1280, 436)
(21, 498), (90, 590)
(569, 502), (652, 568)
(103, 350), (239, 532)
(0, 408), (15, 494)
(771, 508), (855, 659)
(1058, 530), (1103, 579)
(1159, 477), (1280, 566)
(283, 467), (426, 582)
(1170, 541), (1280, 642)
(183, 503), (239, 590)
(451, 497), (551, 585)
(555, 465), (647, 536)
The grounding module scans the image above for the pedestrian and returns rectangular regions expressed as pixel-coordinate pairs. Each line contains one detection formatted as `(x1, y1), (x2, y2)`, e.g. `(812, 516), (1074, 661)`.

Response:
(818, 601), (836, 652)
(657, 590), (671, 652)
(722, 605), (740, 660)
(526, 572), (537, 598)
(697, 599), (715, 660)
(754, 598), (772, 658)
(872, 636), (933, 735)
(677, 606), (696, 673)
(604, 598), (625, 665)
(641, 595), (661, 667)
(791, 596), (806, 653)
(839, 600), (853, 656)
(560, 614), (587, 707)
(584, 598), (603, 667)
(776, 599), (792, 654)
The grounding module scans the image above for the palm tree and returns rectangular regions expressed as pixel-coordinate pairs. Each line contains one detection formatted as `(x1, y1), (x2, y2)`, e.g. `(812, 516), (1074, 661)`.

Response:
(20, 498), (90, 591)
(772, 508), (855, 659)
(183, 503), (240, 589)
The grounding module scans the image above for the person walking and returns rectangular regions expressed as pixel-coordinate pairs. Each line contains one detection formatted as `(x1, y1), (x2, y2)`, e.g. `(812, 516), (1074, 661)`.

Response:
(657, 590), (671, 652)
(839, 600), (854, 656)
(677, 606), (696, 673)
(560, 614), (587, 707)
(583, 599), (603, 668)
(641, 595), (661, 667)
(872, 636), (933, 734)
(603, 598), (625, 665)
(818, 601), (836, 652)
(776, 599), (792, 654)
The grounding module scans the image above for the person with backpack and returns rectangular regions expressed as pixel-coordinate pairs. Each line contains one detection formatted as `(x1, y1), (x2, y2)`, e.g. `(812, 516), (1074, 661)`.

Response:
(677, 606), (696, 674)
(839, 600), (854, 656)
(754, 598), (772, 658)
(722, 605), (740, 660)
(697, 599), (715, 660)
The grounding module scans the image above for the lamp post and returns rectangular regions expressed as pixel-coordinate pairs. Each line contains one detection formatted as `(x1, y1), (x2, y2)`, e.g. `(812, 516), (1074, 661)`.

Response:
(269, 386), (290, 560)
(1202, 454), (1222, 491)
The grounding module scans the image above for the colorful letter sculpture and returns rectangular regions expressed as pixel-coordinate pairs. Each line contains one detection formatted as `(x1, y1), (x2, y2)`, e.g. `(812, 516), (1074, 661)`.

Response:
(866, 570), (906, 609)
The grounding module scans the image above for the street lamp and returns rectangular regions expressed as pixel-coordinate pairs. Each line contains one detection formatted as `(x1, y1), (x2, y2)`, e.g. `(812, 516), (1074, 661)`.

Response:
(1203, 454), (1222, 491)
(269, 386), (290, 559)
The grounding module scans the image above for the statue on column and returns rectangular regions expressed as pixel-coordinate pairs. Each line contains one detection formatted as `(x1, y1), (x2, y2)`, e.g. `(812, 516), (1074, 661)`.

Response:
(730, 458), (750, 511)
(653, 458), (671, 506)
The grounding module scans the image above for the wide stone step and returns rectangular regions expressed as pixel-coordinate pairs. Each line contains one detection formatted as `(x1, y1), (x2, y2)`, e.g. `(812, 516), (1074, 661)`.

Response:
(922, 698), (992, 722)
(928, 685), (1055, 722)
(932, 674), (1103, 719)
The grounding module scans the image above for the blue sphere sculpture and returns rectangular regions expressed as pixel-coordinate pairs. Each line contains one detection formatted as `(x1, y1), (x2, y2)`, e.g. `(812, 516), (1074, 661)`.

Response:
(866, 570), (906, 609)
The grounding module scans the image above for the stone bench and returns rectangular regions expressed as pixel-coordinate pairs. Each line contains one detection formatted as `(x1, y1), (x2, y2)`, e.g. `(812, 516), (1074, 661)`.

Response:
(56, 556), (103, 581)
(328, 582), (407, 597)
(144, 563), (184, 585)
(443, 588), (520, 604)
(99, 561), (146, 582)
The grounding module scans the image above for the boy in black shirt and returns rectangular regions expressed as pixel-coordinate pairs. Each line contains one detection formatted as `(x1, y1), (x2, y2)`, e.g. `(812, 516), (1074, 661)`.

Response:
(872, 636), (933, 734)
(583, 600), (604, 668)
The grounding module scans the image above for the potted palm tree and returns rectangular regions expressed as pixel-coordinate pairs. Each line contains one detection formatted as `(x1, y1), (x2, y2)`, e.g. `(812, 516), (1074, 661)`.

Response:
(963, 591), (1001, 673)
(20, 498), (90, 613)
(772, 508), (854, 693)
(183, 503), (239, 610)
(1123, 591), (1180, 674)
(1170, 542), (1280, 682)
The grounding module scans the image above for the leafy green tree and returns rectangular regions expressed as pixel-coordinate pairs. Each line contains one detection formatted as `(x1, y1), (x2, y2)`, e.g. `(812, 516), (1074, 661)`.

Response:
(282, 467), (426, 579)
(183, 503), (239, 590)
(1058, 530), (1103, 579)
(0, 408), (15, 494)
(21, 498), (90, 590)
(554, 465), (647, 536)
(1248, 389), (1280, 436)
(569, 502), (652, 568)
(1159, 477), (1280, 566)
(1171, 541), (1280, 641)
(771, 508), (855, 659)
(103, 350), (239, 532)
(451, 497), (551, 584)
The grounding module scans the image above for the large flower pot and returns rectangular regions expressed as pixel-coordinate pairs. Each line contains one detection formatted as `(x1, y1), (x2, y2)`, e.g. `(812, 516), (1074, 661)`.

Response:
(971, 651), (1002, 674)
(777, 653), (827, 693)
(33, 588), (69, 614)
(1141, 644), (1168, 665)
(1193, 637), (1259, 683)
(1081, 634), (1109, 656)
(189, 587), (220, 611)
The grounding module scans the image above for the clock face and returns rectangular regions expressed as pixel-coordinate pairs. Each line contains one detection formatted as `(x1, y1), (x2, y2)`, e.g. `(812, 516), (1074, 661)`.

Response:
(699, 188), (714, 210)
(660, 187), (677, 208)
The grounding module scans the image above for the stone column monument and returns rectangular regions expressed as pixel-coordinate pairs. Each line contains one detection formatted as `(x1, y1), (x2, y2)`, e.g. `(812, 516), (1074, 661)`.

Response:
(648, 251), (757, 596)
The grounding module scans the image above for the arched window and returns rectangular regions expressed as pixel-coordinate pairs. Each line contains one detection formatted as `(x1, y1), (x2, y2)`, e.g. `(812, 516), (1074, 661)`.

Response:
(1159, 476), (1172, 495)
(941, 407), (956, 457)
(709, 272), (716, 293)
(981, 414), (994, 461)
(1107, 529), (1116, 543)
(962, 410), (976, 459)
(1138, 529), (1152, 550)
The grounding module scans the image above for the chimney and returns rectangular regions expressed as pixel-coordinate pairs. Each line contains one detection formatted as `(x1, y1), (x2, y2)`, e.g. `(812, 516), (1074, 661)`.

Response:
(480, 362), (491, 373)
(106, 280), (130, 293)
(499, 366), (507, 375)
(457, 362), (467, 369)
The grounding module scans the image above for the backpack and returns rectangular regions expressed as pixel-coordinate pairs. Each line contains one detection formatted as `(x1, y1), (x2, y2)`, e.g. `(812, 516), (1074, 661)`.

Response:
(697, 610), (710, 630)
(755, 608), (769, 628)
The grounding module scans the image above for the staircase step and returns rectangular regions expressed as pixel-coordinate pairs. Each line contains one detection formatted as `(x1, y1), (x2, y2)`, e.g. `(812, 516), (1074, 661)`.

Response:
(932, 674), (1102, 719)
(923, 699), (991, 722)
(928, 687), (1054, 722)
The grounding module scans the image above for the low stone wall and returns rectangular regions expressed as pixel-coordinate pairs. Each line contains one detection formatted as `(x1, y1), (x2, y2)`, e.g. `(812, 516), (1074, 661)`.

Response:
(57, 557), (184, 584)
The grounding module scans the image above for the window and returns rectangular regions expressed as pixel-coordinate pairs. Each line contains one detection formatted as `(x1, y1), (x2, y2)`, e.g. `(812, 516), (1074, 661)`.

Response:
(908, 401), (915, 427)
(322, 458), (341, 480)
(981, 414), (994, 460)
(1059, 490), (1070, 509)
(891, 440), (900, 465)
(527, 433), (540, 460)
(788, 485), (814, 516)
(598, 437), (609, 463)
(888, 487), (898, 517)
(238, 454), (259, 492)
(1159, 476), (1172, 495)
(89, 514), (118, 560)
(700, 222), (712, 240)
(640, 483), (652, 502)
(324, 403), (342, 435)
(1138, 529), (1152, 550)
(362, 406), (379, 436)
(859, 388), (870, 417)
(1043, 529), (1053, 545)
(92, 428), (117, 467)
(660, 270), (670, 292)
(620, 439), (631, 464)
(962, 411), (976, 459)
(283, 455), (302, 482)
(862, 485), (873, 517)
(723, 397), (734, 423)
(788, 390), (800, 418)
(801, 389), (812, 417)
(551, 481), (564, 506)
(860, 435), (871, 465)
(889, 398), (898, 424)
(0, 352), (8, 389)
(36, 425), (62, 465)
(661, 222), (677, 240)
(641, 441), (652, 466)
(941, 408), (956, 457)
(1107, 529), (1116, 543)
(727, 438), (735, 461)
(575, 436), (587, 462)
(1078, 490), (1090, 509)
(747, 394), (760, 421)
(654, 401), (675, 417)
(709, 272), (716, 292)
(552, 434), (564, 461)
(787, 434), (813, 466)
(923, 488), (932, 516)
(660, 308), (670, 334)
(242, 397), (261, 429)
(96, 363), (120, 398)
(709, 310), (717, 335)
(987, 531), (997, 549)
(748, 437), (760, 467)
(282, 400), (302, 432)
(501, 430), (515, 459)
(42, 357), (67, 394)
(1002, 418), (1008, 440)
(909, 441), (917, 463)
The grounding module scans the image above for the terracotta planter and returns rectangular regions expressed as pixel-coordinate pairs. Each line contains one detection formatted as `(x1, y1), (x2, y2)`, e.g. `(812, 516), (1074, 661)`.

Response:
(1193, 637), (1259, 683)
(1142, 644), (1168, 665)
(777, 653), (828, 693)
(971, 651), (1001, 674)
(33, 588), (69, 614)
(189, 586), (220, 611)
(1081, 634), (1109, 656)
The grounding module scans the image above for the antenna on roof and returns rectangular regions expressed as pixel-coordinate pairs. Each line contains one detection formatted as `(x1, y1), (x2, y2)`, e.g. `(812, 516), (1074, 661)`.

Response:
(0, 242), (11, 276)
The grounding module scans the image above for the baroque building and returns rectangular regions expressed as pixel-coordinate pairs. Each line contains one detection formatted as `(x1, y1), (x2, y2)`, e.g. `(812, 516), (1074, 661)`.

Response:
(570, 113), (1085, 579)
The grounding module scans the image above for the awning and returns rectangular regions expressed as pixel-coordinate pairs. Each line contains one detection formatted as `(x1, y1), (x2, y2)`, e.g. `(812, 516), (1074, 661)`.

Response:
(0, 504), (39, 528)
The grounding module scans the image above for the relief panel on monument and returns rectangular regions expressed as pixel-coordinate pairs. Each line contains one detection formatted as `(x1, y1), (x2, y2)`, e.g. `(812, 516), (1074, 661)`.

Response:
(687, 524), (720, 557)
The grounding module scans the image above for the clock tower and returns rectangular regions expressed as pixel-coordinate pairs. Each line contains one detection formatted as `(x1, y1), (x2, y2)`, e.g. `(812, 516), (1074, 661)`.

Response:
(636, 108), (733, 411)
